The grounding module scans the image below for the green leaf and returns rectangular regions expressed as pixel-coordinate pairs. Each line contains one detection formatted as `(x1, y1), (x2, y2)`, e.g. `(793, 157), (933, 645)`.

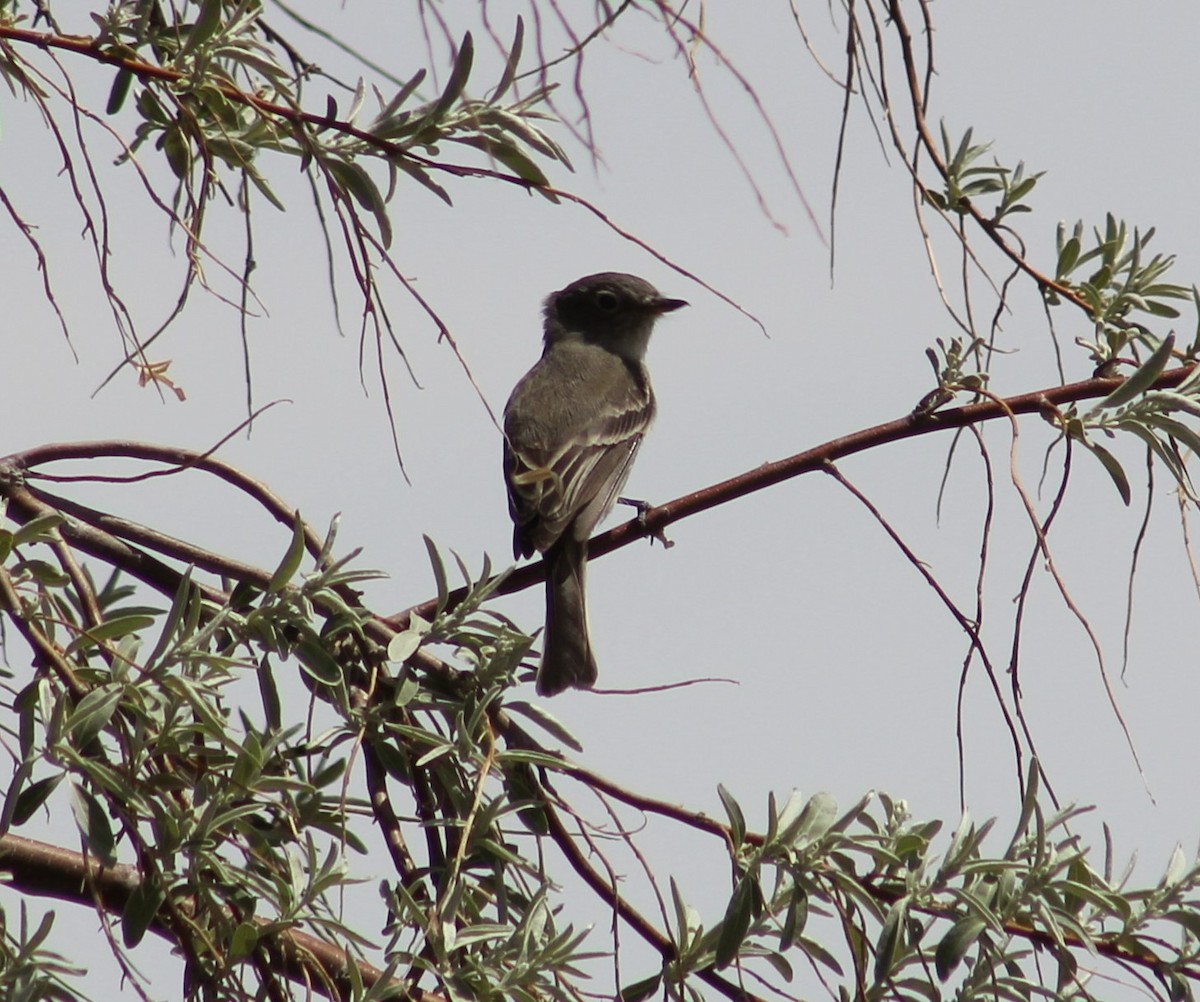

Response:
(13, 556), (68, 588)
(1165, 970), (1191, 1002)
(180, 0), (225, 56)
(935, 915), (987, 981)
(387, 628), (425, 664)
(874, 898), (908, 984)
(782, 790), (838, 848)
(503, 700), (583, 752)
(294, 638), (342, 686)
(161, 124), (192, 180)
(951, 127), (974, 171)
(1008, 175), (1039, 202)
(780, 887), (808, 950)
(1162, 844), (1188, 888)
(70, 784), (116, 865)
(65, 614), (157, 656)
(504, 763), (548, 835)
(1126, 423), (1190, 487)
(717, 784), (746, 847)
(830, 790), (876, 833)
(619, 974), (661, 1002)
(1085, 442), (1131, 506)
(229, 922), (260, 960)
(12, 513), (66, 546)
(122, 878), (165, 947)
(371, 740), (412, 783)
(1097, 334), (1175, 410)
(145, 568), (194, 670)
(244, 162), (287, 212)
(67, 685), (124, 749)
(9, 773), (63, 827)
(1006, 764), (1039, 856)
(430, 33), (475, 121)
(798, 934), (843, 975)
(269, 514), (307, 592)
(378, 69), (427, 122)
(454, 134), (551, 187)
(392, 156), (452, 205)
(490, 17), (524, 103)
(715, 877), (756, 967)
(423, 534), (450, 610)
(924, 189), (947, 211)
(752, 949), (794, 982)
(1150, 415), (1200, 465)
(14, 681), (39, 761)
(1145, 299), (1181, 319)
(1164, 909), (1200, 944)
(669, 877), (701, 953)
(106, 67), (136, 115)
(1056, 236), (1081, 279)
(325, 158), (393, 249)
(770, 789), (806, 846)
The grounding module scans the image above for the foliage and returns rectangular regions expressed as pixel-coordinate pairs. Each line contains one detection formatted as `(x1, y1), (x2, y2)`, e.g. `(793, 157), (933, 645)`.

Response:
(6, 475), (1200, 1001)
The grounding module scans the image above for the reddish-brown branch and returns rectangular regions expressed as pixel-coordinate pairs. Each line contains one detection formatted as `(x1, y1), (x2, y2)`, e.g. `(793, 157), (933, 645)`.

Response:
(12, 439), (324, 555)
(0, 567), (88, 699)
(4, 482), (230, 609)
(0, 448), (462, 689)
(860, 871), (1194, 984)
(0, 833), (442, 1002)
(3, 376), (1199, 991)
(0, 26), (398, 160)
(539, 795), (766, 1002)
(399, 363), (1196, 624)
(885, 0), (1090, 313)
(0, 25), (759, 335)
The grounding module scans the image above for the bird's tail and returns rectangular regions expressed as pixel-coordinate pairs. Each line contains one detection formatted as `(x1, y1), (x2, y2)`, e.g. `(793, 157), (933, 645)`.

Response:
(537, 536), (599, 696)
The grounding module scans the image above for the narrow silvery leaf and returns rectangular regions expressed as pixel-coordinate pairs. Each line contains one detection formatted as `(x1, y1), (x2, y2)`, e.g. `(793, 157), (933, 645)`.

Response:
(717, 784), (746, 847)
(1096, 334), (1174, 411)
(490, 17), (524, 103)
(269, 514), (307, 592)
(715, 877), (755, 968)
(1086, 442), (1132, 506)
(874, 898), (907, 984)
(935, 915), (987, 981)
(430, 33), (475, 121)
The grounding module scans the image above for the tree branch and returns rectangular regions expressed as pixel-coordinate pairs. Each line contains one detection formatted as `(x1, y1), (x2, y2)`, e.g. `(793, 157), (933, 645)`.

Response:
(0, 833), (444, 1002)
(399, 363), (1195, 623)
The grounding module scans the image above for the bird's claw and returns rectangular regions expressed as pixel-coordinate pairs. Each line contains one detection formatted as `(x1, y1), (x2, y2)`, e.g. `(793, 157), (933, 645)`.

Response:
(618, 496), (674, 549)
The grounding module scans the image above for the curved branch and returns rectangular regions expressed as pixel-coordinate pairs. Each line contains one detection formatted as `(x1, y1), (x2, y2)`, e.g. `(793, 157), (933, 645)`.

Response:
(400, 363), (1197, 623)
(0, 833), (444, 1002)
(10, 439), (323, 557)
(539, 793), (765, 1002)
(0, 25), (761, 337)
(885, 0), (1089, 313)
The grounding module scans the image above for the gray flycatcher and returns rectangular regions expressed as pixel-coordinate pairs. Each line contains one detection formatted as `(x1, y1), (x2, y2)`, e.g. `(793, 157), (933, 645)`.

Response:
(503, 273), (688, 696)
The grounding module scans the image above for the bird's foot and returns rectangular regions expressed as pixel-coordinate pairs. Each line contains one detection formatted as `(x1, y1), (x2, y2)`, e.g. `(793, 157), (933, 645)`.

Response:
(618, 496), (674, 549)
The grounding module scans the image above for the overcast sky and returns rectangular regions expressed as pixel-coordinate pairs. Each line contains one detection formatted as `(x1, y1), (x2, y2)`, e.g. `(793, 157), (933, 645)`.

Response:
(5, 2), (1200, 998)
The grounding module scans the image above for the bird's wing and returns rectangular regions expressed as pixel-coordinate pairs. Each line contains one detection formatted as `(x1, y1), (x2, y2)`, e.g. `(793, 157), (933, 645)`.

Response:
(506, 378), (654, 556)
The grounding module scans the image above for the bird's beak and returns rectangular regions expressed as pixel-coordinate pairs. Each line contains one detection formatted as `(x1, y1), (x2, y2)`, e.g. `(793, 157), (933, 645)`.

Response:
(650, 297), (689, 314)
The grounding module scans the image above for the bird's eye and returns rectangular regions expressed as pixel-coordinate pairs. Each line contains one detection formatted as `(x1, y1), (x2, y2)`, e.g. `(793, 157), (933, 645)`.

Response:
(594, 289), (620, 312)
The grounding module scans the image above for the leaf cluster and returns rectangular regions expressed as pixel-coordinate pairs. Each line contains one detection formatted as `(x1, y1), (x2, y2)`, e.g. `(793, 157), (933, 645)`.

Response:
(645, 772), (1200, 1002)
(89, 5), (569, 244)
(925, 124), (1042, 224)
(1055, 216), (1192, 367)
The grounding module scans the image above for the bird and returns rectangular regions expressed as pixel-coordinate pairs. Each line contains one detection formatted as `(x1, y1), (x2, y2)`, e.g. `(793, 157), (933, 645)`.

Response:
(503, 272), (688, 696)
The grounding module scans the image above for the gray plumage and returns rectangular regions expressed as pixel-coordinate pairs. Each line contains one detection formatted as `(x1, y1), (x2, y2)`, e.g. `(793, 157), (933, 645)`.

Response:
(503, 273), (687, 695)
